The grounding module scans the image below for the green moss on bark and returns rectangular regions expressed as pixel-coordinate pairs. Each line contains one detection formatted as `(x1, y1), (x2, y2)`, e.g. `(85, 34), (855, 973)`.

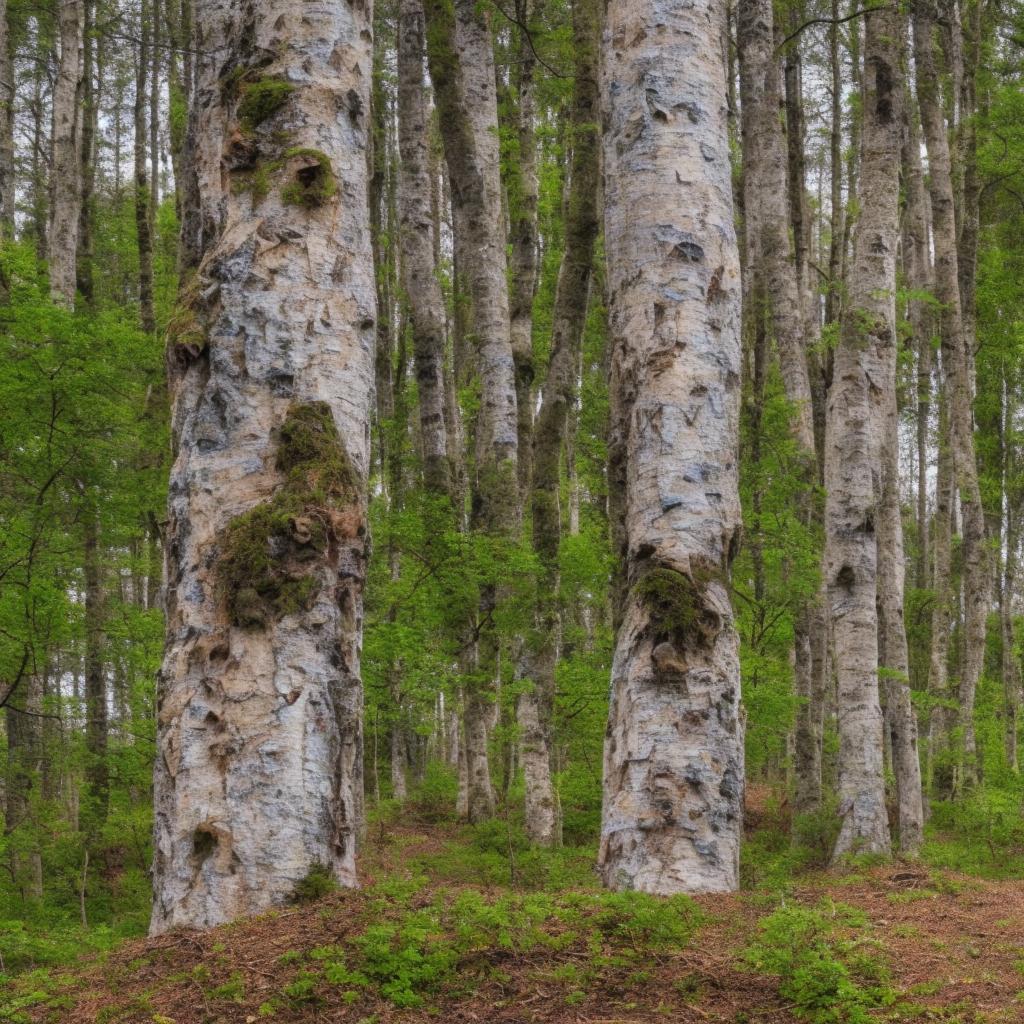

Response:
(237, 77), (295, 131)
(281, 149), (337, 208)
(635, 563), (724, 651)
(217, 402), (362, 628)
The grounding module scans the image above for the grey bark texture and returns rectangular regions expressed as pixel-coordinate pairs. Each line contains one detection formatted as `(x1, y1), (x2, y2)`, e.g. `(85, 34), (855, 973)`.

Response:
(0, 0), (13, 235)
(49, 0), (85, 306)
(151, 0), (375, 933)
(737, 0), (823, 820)
(598, 0), (745, 893)
(520, 0), (600, 847)
(824, 4), (903, 861)
(914, 0), (990, 791)
(424, 0), (518, 824)
(397, 0), (453, 503)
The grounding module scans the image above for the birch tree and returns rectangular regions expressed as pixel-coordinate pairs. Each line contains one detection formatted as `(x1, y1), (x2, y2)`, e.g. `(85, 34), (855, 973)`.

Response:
(397, 0), (453, 504)
(424, 0), (519, 823)
(599, 0), (745, 893)
(49, 0), (85, 305)
(914, 0), (990, 791)
(737, 0), (824, 819)
(151, 0), (375, 932)
(824, 4), (903, 860)
(520, 0), (600, 846)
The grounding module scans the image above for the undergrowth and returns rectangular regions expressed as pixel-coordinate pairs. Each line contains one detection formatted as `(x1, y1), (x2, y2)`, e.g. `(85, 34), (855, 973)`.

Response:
(255, 881), (705, 1012)
(742, 899), (894, 1024)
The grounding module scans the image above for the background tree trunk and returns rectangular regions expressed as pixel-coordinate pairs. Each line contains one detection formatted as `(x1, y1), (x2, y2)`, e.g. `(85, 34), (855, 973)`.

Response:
(914, 0), (990, 792)
(825, 4), (902, 861)
(424, 0), (519, 824)
(48, 0), (84, 306)
(520, 0), (600, 847)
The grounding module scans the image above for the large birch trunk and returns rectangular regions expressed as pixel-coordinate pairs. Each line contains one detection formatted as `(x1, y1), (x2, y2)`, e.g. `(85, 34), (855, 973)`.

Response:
(49, 0), (85, 306)
(825, 5), (901, 861)
(151, 0), (375, 933)
(599, 0), (745, 893)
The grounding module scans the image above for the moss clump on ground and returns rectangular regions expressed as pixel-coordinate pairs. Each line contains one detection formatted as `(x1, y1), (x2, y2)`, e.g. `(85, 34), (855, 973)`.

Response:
(217, 402), (361, 628)
(634, 562), (723, 649)
(281, 149), (337, 208)
(237, 77), (294, 131)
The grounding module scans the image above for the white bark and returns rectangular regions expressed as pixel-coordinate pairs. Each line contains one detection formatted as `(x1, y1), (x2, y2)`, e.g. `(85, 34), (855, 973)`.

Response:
(397, 0), (452, 501)
(49, 0), (84, 305)
(599, 0), (744, 893)
(736, 0), (823, 819)
(424, 0), (518, 823)
(914, 0), (990, 791)
(825, 5), (901, 860)
(151, 0), (375, 933)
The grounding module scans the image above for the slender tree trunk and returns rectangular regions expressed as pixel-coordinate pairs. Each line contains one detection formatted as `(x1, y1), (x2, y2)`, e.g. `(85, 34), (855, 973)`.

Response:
(5, 671), (44, 900)
(424, 0), (519, 824)
(49, 0), (85, 306)
(914, 0), (989, 791)
(508, 0), (541, 498)
(135, 0), (156, 334)
(77, 0), (96, 305)
(0, 0), (15, 236)
(902, 96), (933, 593)
(397, 0), (453, 501)
(825, 0), (844, 325)
(30, 22), (47, 262)
(825, 4), (903, 861)
(926, 397), (956, 792)
(150, 0), (162, 213)
(151, 0), (375, 933)
(83, 510), (108, 826)
(737, 0), (822, 819)
(1002, 497), (1020, 773)
(599, 0), (745, 893)
(877, 316), (925, 855)
(520, 0), (600, 847)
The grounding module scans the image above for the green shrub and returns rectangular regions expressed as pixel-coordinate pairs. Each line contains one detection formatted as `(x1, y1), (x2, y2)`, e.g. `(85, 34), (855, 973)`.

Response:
(290, 864), (338, 904)
(742, 900), (892, 1024)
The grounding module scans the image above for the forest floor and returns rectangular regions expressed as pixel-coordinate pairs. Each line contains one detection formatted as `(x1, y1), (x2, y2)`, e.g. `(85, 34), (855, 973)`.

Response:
(4, 787), (1024, 1024)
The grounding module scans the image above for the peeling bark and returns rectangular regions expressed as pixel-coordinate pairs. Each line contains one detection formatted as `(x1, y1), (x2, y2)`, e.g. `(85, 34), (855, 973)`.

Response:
(151, 0), (375, 933)
(599, 0), (744, 893)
